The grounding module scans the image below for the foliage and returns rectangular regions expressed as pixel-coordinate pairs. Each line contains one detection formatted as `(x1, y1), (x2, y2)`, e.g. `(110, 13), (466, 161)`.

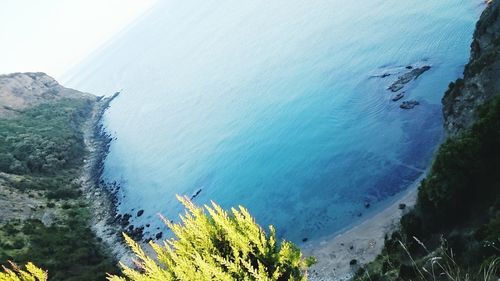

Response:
(355, 238), (499, 281)
(0, 99), (92, 175)
(109, 196), (312, 281)
(0, 262), (47, 281)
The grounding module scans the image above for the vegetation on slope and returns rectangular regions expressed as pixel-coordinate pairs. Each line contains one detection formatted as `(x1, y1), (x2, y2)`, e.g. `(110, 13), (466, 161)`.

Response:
(0, 99), (90, 174)
(109, 196), (315, 281)
(354, 96), (500, 281)
(0, 99), (118, 281)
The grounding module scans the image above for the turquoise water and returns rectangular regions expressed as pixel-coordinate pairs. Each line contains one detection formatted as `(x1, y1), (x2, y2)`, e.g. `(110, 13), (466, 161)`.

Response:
(65, 0), (483, 243)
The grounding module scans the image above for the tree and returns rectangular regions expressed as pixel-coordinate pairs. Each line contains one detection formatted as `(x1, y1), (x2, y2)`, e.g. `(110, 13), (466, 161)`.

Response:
(109, 196), (314, 281)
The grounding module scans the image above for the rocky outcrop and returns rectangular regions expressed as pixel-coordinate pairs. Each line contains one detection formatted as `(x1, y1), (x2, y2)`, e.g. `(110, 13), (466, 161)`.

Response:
(388, 66), (431, 92)
(442, 1), (500, 135)
(0, 72), (94, 117)
(400, 100), (420, 109)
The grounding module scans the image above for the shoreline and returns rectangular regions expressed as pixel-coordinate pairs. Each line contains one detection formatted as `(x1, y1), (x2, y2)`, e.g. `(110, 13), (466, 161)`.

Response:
(78, 92), (134, 265)
(303, 173), (427, 281)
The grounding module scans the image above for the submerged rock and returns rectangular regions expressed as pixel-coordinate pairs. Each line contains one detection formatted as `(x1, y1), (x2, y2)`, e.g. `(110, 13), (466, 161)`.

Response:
(392, 92), (405, 101)
(388, 65), (431, 92)
(190, 188), (203, 200)
(400, 100), (420, 109)
(137, 209), (144, 217)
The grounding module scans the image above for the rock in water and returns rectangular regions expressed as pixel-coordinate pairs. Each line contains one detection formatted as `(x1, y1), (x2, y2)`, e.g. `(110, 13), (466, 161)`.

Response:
(190, 188), (203, 200)
(400, 100), (420, 109)
(388, 65), (431, 92)
(392, 92), (405, 101)
(137, 209), (144, 217)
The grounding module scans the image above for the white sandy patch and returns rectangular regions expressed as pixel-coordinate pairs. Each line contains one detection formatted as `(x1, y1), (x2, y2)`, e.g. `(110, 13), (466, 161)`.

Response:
(303, 174), (426, 281)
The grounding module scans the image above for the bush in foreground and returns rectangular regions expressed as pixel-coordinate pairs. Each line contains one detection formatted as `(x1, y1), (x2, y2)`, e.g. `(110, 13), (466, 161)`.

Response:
(109, 196), (314, 281)
(0, 262), (47, 281)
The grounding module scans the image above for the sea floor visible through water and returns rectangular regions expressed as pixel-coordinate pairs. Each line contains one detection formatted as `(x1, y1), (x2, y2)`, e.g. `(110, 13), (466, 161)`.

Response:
(64, 0), (485, 246)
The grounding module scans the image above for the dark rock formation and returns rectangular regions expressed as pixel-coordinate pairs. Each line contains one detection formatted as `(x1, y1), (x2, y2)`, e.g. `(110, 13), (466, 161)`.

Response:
(392, 92), (405, 101)
(120, 213), (131, 227)
(400, 100), (419, 109)
(388, 66), (431, 92)
(137, 209), (144, 217)
(190, 188), (202, 200)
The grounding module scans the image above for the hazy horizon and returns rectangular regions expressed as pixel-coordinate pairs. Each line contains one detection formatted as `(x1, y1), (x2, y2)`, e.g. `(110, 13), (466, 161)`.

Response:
(0, 0), (156, 79)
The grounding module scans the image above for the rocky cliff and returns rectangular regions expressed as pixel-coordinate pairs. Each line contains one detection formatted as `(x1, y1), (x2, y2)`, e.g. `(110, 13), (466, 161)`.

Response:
(443, 1), (500, 135)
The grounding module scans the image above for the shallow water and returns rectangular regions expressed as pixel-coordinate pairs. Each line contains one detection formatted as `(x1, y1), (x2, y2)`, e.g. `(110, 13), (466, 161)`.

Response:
(65, 0), (483, 243)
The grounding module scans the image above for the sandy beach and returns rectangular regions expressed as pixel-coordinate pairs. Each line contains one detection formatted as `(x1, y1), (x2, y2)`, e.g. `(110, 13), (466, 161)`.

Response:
(303, 174), (426, 281)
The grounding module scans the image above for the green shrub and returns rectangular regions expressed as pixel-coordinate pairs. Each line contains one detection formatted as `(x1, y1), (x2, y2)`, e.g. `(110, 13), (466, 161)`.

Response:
(110, 196), (312, 281)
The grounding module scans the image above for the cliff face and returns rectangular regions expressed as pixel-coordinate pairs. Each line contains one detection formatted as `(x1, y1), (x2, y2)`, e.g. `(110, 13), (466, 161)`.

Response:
(0, 72), (94, 117)
(442, 1), (500, 135)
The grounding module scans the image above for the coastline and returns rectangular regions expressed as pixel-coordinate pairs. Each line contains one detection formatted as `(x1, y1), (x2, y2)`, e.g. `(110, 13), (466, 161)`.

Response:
(78, 92), (133, 265)
(79, 94), (433, 278)
(303, 173), (427, 281)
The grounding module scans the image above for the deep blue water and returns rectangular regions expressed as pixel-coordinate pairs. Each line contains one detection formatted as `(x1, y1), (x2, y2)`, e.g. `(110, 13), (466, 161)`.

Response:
(64, 0), (483, 243)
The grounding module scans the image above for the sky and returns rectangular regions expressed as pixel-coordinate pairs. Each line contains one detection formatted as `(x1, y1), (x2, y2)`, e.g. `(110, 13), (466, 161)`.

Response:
(0, 0), (157, 80)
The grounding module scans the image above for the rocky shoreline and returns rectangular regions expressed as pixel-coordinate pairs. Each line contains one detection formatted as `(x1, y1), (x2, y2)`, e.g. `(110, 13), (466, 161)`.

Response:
(78, 92), (134, 265)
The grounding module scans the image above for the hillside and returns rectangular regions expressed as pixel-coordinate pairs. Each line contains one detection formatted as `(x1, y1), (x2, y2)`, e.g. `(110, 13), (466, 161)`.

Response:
(0, 73), (94, 118)
(0, 73), (118, 281)
(356, 2), (500, 280)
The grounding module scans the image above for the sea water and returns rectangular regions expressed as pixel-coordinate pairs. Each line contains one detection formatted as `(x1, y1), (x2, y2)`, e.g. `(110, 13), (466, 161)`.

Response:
(64, 0), (483, 243)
